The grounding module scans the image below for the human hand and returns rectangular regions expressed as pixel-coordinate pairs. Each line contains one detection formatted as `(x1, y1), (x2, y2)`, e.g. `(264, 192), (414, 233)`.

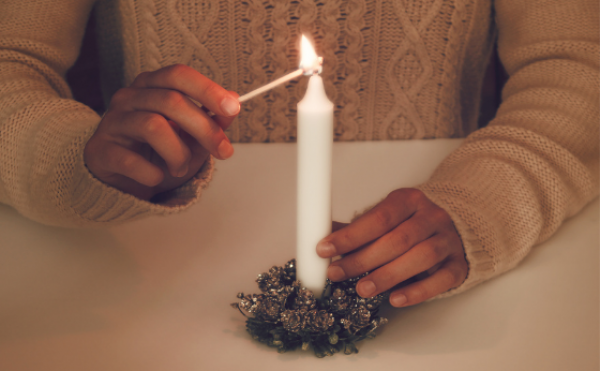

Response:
(84, 64), (240, 200)
(317, 188), (467, 307)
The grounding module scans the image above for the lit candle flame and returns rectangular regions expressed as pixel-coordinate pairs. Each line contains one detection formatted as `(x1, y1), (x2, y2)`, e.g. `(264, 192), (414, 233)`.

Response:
(299, 35), (322, 75)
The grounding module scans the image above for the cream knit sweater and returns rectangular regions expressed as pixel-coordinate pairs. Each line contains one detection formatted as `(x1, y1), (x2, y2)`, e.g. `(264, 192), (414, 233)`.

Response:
(0, 0), (597, 296)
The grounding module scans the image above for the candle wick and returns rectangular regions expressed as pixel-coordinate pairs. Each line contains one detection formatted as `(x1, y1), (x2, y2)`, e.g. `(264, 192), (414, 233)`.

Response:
(303, 57), (323, 76)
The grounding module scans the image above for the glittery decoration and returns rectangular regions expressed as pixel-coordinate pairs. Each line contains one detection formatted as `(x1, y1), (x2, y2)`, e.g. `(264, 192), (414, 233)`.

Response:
(232, 259), (388, 357)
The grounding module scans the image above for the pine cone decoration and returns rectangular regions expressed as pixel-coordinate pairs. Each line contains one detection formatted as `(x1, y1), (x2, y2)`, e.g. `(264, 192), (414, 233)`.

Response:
(283, 260), (296, 282)
(329, 288), (352, 313)
(281, 310), (305, 333)
(305, 310), (334, 332)
(341, 306), (371, 334)
(257, 261), (300, 294)
(256, 296), (284, 323)
(364, 295), (385, 311)
(233, 259), (388, 357)
(236, 293), (264, 314)
(292, 288), (317, 311)
(257, 268), (285, 293)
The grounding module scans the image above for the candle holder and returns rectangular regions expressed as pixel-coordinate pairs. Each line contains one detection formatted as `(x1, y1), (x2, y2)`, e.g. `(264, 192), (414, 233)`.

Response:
(231, 259), (389, 357)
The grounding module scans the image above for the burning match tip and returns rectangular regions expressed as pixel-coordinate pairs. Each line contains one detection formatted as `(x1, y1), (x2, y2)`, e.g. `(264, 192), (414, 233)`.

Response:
(237, 56), (323, 103)
(301, 56), (323, 76)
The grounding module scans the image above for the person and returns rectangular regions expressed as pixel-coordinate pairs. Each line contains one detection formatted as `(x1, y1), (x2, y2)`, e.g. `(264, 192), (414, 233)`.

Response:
(0, 0), (597, 308)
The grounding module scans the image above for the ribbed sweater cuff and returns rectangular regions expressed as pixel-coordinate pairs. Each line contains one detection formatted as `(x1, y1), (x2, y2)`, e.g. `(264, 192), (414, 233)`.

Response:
(69, 129), (214, 226)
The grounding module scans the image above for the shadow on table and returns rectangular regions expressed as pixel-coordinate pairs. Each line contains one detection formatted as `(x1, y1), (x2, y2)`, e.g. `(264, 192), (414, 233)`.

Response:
(0, 204), (140, 343)
(225, 273), (521, 362)
(371, 279), (519, 356)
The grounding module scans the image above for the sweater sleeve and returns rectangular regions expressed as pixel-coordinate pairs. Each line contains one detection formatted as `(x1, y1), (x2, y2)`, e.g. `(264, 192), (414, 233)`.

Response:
(417, 0), (599, 296)
(0, 0), (213, 227)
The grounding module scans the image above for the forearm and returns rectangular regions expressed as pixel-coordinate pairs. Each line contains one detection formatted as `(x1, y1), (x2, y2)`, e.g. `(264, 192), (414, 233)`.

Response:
(0, 0), (213, 227)
(418, 0), (599, 296)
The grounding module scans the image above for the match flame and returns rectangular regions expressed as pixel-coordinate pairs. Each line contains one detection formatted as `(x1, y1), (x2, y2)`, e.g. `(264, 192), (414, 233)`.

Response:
(299, 34), (322, 75)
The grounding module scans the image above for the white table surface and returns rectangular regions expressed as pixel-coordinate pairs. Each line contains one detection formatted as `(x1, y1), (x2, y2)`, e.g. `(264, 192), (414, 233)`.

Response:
(0, 140), (597, 371)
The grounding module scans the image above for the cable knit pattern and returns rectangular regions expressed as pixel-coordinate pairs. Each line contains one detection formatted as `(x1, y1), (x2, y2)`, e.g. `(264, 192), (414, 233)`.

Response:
(0, 0), (597, 299)
(266, 1), (293, 142)
(138, 0), (162, 71)
(109, 0), (493, 142)
(242, 0), (269, 142)
(380, 0), (437, 139)
(339, 0), (365, 141)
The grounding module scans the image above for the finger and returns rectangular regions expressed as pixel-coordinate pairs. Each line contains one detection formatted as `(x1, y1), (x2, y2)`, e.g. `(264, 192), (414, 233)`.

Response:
(354, 233), (454, 298)
(326, 211), (439, 281)
(317, 189), (426, 258)
(118, 111), (192, 177)
(332, 221), (348, 232)
(131, 64), (240, 118)
(213, 114), (236, 132)
(101, 142), (164, 187)
(114, 87), (233, 160)
(388, 258), (468, 307)
(167, 119), (181, 134)
(213, 90), (239, 130)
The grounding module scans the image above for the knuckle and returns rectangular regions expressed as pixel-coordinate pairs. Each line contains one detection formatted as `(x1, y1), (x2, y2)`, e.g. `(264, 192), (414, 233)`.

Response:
(164, 64), (190, 80)
(443, 267), (464, 288)
(373, 207), (395, 230)
(162, 90), (186, 109)
(422, 243), (444, 264)
(380, 229), (408, 255)
(196, 79), (223, 105)
(406, 188), (426, 206)
(430, 206), (450, 224)
(335, 229), (354, 250)
(114, 152), (137, 173)
(410, 284), (430, 303)
(386, 189), (406, 203)
(202, 81), (222, 98)
(349, 259), (368, 274)
(143, 113), (167, 135)
(441, 269), (458, 287)
(83, 142), (101, 167)
(392, 228), (411, 249)
(346, 258), (367, 277)
(385, 188), (427, 209)
(132, 71), (150, 85)
(194, 114), (220, 137)
(110, 88), (134, 105)
(376, 270), (396, 290)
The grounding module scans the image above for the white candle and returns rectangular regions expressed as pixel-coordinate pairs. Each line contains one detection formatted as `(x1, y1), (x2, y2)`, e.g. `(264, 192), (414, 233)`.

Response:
(296, 38), (334, 297)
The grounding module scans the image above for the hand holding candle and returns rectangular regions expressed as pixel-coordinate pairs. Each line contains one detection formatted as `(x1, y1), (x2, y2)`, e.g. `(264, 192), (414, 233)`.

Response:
(316, 189), (468, 307)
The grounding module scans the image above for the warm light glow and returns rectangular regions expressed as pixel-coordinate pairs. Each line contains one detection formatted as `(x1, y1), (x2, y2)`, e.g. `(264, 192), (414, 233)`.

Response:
(299, 35), (322, 75)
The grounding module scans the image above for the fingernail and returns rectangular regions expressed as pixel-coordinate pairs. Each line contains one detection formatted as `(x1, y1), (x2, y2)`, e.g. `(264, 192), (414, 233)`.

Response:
(217, 140), (234, 159)
(357, 280), (376, 297)
(221, 94), (240, 116)
(316, 241), (336, 257)
(327, 265), (346, 281)
(390, 293), (407, 307)
(177, 164), (188, 177)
